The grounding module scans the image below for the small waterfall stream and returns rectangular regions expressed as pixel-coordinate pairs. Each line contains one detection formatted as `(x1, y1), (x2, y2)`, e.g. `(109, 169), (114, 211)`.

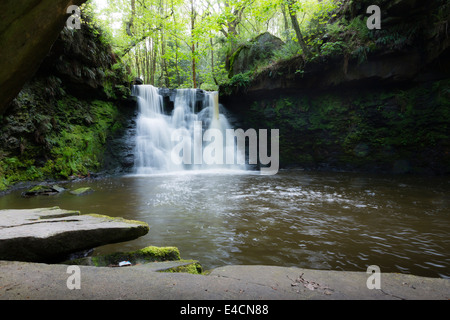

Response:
(133, 85), (245, 174)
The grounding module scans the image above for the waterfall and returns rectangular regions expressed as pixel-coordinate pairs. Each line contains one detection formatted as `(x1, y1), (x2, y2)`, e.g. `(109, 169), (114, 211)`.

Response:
(133, 85), (245, 174)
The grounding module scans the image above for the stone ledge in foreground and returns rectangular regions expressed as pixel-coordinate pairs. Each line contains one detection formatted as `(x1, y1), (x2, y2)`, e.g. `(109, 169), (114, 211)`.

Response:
(0, 207), (149, 263)
(207, 265), (450, 300)
(0, 261), (449, 300)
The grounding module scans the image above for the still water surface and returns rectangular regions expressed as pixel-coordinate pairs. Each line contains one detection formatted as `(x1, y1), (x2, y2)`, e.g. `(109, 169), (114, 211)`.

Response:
(1, 169), (449, 278)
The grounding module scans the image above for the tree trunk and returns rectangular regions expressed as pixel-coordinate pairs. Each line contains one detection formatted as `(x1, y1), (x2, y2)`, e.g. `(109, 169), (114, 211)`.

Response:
(135, 45), (141, 81)
(161, 32), (169, 87)
(210, 37), (218, 85)
(286, 0), (311, 58)
(280, 2), (290, 40)
(190, 0), (197, 88)
(172, 6), (181, 86)
(151, 36), (158, 85)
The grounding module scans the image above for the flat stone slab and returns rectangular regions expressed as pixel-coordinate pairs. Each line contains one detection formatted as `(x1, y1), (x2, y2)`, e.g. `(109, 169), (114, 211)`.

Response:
(0, 262), (448, 300)
(208, 265), (450, 300)
(0, 207), (149, 262)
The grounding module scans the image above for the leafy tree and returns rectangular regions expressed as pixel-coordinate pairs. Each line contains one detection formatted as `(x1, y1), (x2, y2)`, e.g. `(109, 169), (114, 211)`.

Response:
(89, 0), (341, 89)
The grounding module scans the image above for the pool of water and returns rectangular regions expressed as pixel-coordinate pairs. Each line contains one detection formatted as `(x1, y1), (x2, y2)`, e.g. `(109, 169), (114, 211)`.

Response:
(1, 169), (449, 278)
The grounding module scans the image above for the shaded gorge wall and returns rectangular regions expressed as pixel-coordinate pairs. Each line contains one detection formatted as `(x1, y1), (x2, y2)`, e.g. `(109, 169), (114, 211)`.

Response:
(221, 79), (450, 175)
(219, 0), (450, 175)
(0, 18), (134, 191)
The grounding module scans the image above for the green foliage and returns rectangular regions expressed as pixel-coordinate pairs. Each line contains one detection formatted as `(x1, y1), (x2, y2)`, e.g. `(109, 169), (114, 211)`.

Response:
(0, 94), (121, 189)
(43, 98), (119, 179)
(200, 83), (219, 91)
(0, 157), (43, 191)
(320, 40), (346, 56)
(273, 40), (302, 61)
(345, 17), (370, 42)
(92, 0), (343, 88)
(325, 20), (344, 38)
(0, 9), (131, 191)
(229, 71), (253, 88)
(373, 23), (420, 51)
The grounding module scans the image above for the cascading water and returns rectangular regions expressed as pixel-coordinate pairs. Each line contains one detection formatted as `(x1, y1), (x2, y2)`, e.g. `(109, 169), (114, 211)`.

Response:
(133, 85), (245, 174)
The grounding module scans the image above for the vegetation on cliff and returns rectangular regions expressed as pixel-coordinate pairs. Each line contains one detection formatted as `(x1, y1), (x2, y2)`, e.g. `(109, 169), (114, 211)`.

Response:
(219, 0), (450, 174)
(240, 79), (450, 174)
(221, 0), (450, 92)
(0, 14), (132, 191)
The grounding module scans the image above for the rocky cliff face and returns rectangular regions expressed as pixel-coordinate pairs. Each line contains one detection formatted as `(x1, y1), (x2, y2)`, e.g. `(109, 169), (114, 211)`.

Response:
(223, 0), (450, 99)
(227, 32), (284, 78)
(0, 18), (134, 191)
(0, 0), (87, 116)
(220, 0), (450, 174)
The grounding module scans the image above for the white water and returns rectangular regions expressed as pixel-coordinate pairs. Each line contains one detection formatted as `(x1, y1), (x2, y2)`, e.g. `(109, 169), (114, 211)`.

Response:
(133, 85), (245, 174)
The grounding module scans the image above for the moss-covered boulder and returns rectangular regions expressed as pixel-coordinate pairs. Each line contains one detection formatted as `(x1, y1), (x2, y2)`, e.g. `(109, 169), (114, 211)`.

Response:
(66, 246), (203, 274)
(70, 187), (94, 196)
(22, 184), (65, 197)
(228, 32), (284, 78)
(69, 246), (181, 267)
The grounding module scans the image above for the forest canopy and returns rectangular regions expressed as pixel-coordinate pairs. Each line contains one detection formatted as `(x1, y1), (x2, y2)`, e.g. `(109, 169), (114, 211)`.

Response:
(84, 0), (340, 90)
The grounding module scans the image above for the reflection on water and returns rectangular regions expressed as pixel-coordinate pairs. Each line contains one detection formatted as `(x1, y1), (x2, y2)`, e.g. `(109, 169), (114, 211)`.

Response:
(1, 169), (449, 278)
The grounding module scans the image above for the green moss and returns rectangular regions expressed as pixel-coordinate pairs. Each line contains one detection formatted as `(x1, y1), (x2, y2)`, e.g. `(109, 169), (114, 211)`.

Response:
(0, 156), (44, 190)
(69, 187), (94, 196)
(27, 185), (54, 193)
(0, 14), (131, 191)
(70, 246), (180, 267)
(134, 246), (181, 261)
(11, 97), (119, 182)
(229, 71), (253, 88)
(161, 260), (203, 274)
(0, 95), (121, 188)
(83, 213), (150, 230)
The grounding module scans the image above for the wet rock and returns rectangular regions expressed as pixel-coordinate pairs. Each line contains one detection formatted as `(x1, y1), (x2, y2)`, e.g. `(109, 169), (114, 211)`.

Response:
(70, 187), (93, 196)
(132, 77), (143, 85)
(0, 207), (149, 262)
(65, 245), (203, 274)
(22, 184), (65, 197)
(51, 185), (66, 193)
(67, 246), (182, 267)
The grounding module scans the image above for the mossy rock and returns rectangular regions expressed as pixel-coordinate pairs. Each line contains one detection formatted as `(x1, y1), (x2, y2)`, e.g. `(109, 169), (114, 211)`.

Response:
(68, 246), (181, 267)
(70, 187), (94, 196)
(0, 207), (149, 262)
(160, 260), (203, 274)
(21, 184), (64, 197)
(229, 32), (284, 78)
